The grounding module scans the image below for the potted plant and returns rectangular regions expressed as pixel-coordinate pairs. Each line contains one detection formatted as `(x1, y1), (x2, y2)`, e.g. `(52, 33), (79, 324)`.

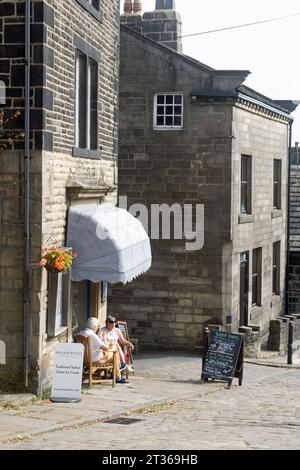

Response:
(39, 247), (77, 274)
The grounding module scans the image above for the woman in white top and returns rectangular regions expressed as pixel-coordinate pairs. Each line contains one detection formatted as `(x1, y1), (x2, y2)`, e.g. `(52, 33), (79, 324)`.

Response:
(100, 315), (134, 367)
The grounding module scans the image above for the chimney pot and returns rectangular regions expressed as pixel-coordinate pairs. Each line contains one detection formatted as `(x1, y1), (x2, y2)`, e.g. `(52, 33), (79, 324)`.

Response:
(124, 0), (133, 15)
(133, 0), (142, 15)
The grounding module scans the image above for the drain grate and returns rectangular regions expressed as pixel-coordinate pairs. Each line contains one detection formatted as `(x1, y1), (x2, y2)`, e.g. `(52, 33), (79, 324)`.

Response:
(104, 417), (143, 425)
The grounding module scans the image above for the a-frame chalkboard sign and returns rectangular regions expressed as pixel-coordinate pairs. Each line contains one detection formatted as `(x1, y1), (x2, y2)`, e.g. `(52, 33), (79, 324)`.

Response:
(201, 331), (244, 388)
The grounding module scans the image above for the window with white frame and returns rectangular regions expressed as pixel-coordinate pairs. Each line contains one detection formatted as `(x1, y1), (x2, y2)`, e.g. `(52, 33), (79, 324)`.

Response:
(75, 51), (98, 151)
(154, 94), (183, 129)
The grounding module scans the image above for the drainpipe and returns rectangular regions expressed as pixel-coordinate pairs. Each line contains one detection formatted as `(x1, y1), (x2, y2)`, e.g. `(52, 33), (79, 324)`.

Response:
(285, 119), (293, 315)
(24, 0), (31, 388)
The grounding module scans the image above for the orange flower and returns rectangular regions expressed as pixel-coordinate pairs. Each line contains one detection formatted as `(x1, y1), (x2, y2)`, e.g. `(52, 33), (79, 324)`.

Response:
(54, 260), (65, 271)
(39, 247), (76, 273)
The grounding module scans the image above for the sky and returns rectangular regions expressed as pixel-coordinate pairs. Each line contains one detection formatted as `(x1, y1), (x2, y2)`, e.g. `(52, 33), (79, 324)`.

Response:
(121, 0), (300, 144)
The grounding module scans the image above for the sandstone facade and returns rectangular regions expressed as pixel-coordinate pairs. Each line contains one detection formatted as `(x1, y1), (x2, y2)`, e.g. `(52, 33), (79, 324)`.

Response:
(109, 24), (293, 354)
(0, 0), (119, 393)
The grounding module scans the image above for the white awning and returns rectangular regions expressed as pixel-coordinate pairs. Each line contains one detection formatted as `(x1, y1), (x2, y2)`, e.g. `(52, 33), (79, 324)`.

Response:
(67, 204), (152, 284)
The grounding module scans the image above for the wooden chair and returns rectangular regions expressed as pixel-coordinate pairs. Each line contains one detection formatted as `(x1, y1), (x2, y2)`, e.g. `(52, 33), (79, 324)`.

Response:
(117, 321), (135, 379)
(75, 335), (117, 388)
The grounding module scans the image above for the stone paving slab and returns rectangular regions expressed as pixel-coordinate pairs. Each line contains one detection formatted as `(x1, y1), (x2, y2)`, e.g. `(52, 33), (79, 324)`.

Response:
(2, 364), (300, 450)
(1, 353), (297, 447)
(0, 355), (225, 445)
(0, 394), (35, 407)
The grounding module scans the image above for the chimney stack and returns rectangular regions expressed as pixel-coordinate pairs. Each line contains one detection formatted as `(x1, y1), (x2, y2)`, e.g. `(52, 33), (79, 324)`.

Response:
(121, 0), (182, 53)
(123, 0), (133, 15)
(133, 0), (142, 15)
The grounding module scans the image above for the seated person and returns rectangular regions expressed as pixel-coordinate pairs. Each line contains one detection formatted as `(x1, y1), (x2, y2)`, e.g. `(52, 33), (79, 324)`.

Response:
(100, 315), (134, 372)
(78, 317), (128, 384)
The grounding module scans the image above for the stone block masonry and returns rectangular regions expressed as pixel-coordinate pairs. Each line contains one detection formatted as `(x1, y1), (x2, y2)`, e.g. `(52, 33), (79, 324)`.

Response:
(0, 0), (120, 393)
(121, 1), (182, 52)
(109, 25), (290, 355)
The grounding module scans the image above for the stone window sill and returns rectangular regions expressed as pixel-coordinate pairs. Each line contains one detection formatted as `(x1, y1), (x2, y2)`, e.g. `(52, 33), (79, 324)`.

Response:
(271, 209), (282, 219)
(75, 0), (103, 22)
(73, 147), (101, 159)
(238, 213), (254, 224)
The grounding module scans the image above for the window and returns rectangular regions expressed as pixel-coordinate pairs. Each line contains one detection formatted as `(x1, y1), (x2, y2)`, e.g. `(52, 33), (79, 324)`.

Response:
(241, 155), (252, 214)
(74, 43), (99, 157)
(272, 241), (281, 295)
(47, 273), (70, 337)
(75, 0), (102, 22)
(154, 94), (183, 129)
(273, 160), (282, 209)
(89, 0), (99, 8)
(252, 248), (262, 307)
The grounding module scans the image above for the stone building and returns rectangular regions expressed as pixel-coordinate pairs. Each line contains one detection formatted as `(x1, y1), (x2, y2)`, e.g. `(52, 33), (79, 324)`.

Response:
(288, 144), (300, 295)
(109, 1), (297, 354)
(0, 0), (123, 394)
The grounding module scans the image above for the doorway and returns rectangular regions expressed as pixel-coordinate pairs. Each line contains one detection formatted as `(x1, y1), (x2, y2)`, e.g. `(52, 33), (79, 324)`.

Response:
(72, 281), (104, 332)
(240, 252), (249, 327)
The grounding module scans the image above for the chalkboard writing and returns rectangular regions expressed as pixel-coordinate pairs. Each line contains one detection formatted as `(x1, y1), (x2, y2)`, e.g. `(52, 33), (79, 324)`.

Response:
(201, 331), (244, 386)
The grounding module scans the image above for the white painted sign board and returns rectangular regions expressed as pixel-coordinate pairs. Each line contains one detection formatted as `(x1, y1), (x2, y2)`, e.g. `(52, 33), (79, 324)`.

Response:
(51, 343), (84, 403)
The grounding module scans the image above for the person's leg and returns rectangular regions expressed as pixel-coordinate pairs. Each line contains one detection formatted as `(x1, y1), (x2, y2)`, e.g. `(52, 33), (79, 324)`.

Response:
(117, 343), (125, 363)
(99, 351), (121, 379)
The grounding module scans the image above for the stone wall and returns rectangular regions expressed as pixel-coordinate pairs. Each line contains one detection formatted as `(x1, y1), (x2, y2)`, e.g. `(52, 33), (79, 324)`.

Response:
(109, 27), (232, 351)
(109, 26), (289, 354)
(230, 106), (288, 338)
(120, 8), (182, 52)
(288, 163), (300, 301)
(289, 164), (300, 252)
(0, 0), (119, 393)
(268, 317), (300, 355)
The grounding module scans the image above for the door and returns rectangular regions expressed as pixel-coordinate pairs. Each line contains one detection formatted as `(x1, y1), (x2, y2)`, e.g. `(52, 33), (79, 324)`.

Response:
(240, 252), (249, 327)
(72, 281), (102, 331)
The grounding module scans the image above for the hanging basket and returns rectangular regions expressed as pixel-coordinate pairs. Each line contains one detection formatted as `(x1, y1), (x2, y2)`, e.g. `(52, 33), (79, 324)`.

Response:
(44, 264), (71, 275)
(39, 246), (76, 274)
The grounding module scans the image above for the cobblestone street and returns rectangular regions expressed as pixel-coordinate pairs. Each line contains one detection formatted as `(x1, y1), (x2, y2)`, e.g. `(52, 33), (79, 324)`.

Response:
(1, 358), (300, 450)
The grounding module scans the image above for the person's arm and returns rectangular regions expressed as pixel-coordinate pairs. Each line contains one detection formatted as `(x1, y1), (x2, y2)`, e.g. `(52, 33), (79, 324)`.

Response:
(98, 328), (109, 347)
(117, 329), (134, 351)
(94, 332), (109, 352)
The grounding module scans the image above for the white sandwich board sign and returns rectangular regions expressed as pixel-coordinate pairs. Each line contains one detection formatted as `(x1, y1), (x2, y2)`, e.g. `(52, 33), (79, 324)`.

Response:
(51, 343), (84, 403)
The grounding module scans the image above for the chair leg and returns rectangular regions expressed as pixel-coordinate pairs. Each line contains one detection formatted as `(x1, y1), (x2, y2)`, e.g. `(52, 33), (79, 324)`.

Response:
(89, 371), (92, 387)
(112, 352), (117, 388)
